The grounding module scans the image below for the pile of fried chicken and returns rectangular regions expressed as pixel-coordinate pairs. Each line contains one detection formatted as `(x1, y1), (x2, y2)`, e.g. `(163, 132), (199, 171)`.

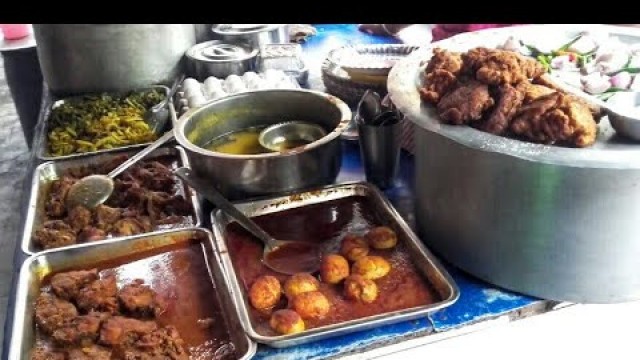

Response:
(419, 47), (601, 147)
(34, 155), (193, 250)
(32, 269), (189, 359)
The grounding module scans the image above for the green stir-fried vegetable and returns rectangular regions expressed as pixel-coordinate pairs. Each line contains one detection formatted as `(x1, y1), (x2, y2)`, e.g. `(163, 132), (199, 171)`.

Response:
(47, 89), (165, 156)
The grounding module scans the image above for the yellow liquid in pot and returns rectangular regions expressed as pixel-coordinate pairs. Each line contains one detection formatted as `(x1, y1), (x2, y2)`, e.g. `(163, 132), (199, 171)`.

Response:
(204, 127), (271, 155)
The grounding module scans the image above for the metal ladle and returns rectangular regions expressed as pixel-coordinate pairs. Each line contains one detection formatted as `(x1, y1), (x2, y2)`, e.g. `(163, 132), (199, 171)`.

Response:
(258, 121), (327, 152)
(65, 77), (184, 210)
(174, 167), (321, 275)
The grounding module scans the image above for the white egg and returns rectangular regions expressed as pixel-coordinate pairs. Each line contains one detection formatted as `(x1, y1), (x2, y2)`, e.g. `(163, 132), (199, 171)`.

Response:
(224, 75), (245, 92)
(182, 77), (201, 92)
(204, 81), (223, 98)
(242, 72), (261, 84)
(208, 89), (228, 100)
(188, 93), (208, 107)
(204, 76), (222, 89)
(246, 78), (268, 90)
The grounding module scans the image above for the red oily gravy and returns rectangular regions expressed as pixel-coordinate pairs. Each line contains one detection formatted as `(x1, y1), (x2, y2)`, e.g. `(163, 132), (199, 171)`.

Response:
(225, 196), (441, 336)
(39, 240), (236, 360)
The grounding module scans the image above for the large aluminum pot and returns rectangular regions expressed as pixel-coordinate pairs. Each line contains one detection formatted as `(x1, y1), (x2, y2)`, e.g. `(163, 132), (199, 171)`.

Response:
(174, 89), (352, 200)
(388, 24), (640, 304)
(33, 24), (196, 96)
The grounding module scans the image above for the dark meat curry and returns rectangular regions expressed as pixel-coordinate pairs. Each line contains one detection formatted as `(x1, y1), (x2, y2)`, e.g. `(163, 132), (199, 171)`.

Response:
(34, 154), (195, 250)
(31, 241), (237, 360)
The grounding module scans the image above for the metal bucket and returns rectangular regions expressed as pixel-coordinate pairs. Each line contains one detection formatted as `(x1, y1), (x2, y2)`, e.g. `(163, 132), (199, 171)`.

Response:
(388, 24), (640, 303)
(33, 24), (196, 96)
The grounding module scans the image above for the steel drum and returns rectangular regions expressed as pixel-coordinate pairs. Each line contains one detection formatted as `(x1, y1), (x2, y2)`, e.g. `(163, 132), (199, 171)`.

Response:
(387, 24), (640, 303)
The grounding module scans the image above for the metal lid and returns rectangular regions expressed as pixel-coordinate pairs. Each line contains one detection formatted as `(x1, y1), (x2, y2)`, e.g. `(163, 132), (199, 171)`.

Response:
(186, 40), (258, 63)
(212, 24), (285, 35)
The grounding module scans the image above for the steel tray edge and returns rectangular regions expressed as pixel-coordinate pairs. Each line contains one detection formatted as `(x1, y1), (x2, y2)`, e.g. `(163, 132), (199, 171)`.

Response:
(21, 145), (203, 256)
(8, 227), (257, 360)
(210, 181), (460, 348)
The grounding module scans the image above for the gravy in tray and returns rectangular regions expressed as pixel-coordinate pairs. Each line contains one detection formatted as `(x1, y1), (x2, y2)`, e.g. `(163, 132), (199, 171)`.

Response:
(35, 241), (236, 360)
(225, 196), (441, 336)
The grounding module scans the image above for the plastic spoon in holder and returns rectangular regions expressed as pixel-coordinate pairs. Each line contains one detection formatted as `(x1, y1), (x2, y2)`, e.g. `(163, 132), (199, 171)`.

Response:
(173, 167), (321, 275)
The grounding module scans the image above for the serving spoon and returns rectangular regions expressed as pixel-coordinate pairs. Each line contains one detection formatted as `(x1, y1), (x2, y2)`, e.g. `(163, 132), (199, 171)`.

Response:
(174, 167), (321, 275)
(65, 76), (184, 210)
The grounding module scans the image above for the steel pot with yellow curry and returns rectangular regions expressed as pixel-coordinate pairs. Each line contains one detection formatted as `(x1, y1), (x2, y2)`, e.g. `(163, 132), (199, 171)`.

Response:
(173, 89), (352, 200)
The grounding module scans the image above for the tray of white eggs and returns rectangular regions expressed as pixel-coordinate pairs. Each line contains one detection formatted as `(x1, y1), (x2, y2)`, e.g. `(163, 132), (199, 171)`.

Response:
(174, 69), (301, 119)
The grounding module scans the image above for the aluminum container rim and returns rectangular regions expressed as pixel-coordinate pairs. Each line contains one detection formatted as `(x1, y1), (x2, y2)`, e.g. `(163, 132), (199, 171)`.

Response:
(387, 24), (640, 169)
(174, 88), (352, 160)
(209, 181), (460, 347)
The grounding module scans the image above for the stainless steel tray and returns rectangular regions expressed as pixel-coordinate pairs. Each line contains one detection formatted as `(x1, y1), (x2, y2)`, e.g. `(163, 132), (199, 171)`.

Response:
(210, 181), (459, 348)
(36, 85), (171, 162)
(22, 145), (202, 256)
(8, 227), (256, 360)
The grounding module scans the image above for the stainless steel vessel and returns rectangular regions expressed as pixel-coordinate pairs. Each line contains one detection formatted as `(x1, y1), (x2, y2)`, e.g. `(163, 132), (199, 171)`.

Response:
(185, 40), (258, 80)
(33, 24), (196, 96)
(8, 228), (256, 360)
(22, 146), (203, 256)
(210, 182), (459, 348)
(387, 24), (640, 303)
(174, 89), (352, 200)
(212, 24), (288, 49)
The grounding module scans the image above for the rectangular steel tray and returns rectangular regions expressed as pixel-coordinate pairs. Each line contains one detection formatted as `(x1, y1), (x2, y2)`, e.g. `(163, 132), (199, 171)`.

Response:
(21, 145), (203, 256)
(8, 227), (257, 360)
(210, 181), (460, 348)
(36, 85), (171, 162)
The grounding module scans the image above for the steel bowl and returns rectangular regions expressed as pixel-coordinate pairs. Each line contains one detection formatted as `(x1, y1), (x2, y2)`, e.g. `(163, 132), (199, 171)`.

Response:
(185, 40), (258, 81)
(606, 92), (640, 141)
(174, 89), (352, 200)
(212, 24), (288, 49)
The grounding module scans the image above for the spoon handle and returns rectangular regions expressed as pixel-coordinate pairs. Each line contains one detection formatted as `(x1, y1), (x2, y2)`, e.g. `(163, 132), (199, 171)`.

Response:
(107, 130), (175, 179)
(173, 167), (276, 248)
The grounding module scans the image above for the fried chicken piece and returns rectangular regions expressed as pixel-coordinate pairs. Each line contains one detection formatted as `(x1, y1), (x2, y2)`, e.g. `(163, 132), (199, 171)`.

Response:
(34, 293), (78, 334)
(34, 220), (77, 250)
(437, 81), (495, 125)
(67, 345), (112, 360)
(131, 161), (175, 191)
(533, 74), (604, 121)
(78, 226), (107, 242)
(118, 279), (163, 317)
(511, 92), (597, 147)
(46, 176), (76, 217)
(30, 346), (66, 360)
(481, 83), (526, 135)
(123, 325), (188, 360)
(99, 316), (158, 347)
(463, 47), (545, 85)
(51, 269), (99, 301)
(420, 48), (463, 104)
(76, 275), (119, 313)
(112, 217), (153, 237)
(67, 205), (93, 232)
(52, 312), (108, 346)
(522, 83), (556, 104)
(94, 204), (122, 230)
